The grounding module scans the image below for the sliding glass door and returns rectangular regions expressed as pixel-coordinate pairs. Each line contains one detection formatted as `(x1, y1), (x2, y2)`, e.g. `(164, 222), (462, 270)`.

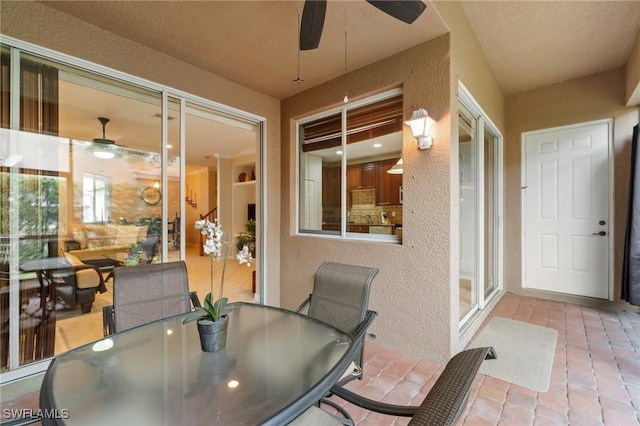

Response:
(458, 85), (502, 328)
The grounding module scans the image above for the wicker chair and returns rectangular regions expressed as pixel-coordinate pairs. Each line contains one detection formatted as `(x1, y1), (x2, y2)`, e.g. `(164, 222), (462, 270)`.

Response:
(297, 261), (379, 385)
(291, 346), (497, 426)
(102, 260), (200, 336)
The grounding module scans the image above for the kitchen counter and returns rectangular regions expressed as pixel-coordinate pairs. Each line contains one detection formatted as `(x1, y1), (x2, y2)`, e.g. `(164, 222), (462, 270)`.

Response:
(322, 223), (400, 234)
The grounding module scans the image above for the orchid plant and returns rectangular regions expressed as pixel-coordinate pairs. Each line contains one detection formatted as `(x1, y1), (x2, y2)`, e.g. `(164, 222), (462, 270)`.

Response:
(183, 218), (252, 324)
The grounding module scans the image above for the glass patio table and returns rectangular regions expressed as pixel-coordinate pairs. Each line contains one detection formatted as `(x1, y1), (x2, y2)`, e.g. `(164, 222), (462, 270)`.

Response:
(40, 302), (354, 425)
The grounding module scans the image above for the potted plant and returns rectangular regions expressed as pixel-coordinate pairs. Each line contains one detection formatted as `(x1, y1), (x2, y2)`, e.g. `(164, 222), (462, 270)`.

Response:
(235, 219), (256, 257)
(183, 219), (252, 352)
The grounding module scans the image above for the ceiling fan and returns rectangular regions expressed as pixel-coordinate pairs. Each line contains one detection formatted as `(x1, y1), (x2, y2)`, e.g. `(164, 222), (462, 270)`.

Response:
(299, 0), (427, 51)
(93, 117), (116, 145)
(92, 117), (121, 159)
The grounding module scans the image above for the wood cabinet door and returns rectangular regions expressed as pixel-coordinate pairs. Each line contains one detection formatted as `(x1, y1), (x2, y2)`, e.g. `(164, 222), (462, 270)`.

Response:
(322, 167), (341, 207)
(347, 165), (361, 189)
(375, 161), (391, 205)
(361, 164), (375, 188)
(387, 172), (402, 205)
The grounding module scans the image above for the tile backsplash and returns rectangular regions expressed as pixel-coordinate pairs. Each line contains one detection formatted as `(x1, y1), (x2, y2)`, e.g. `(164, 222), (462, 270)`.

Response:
(323, 188), (402, 225)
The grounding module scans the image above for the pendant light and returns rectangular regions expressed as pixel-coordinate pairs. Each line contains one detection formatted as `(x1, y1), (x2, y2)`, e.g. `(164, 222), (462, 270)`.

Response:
(387, 157), (403, 174)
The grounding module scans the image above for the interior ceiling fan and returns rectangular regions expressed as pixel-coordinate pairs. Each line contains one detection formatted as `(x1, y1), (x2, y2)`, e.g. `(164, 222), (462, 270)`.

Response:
(93, 116), (117, 145)
(299, 0), (427, 51)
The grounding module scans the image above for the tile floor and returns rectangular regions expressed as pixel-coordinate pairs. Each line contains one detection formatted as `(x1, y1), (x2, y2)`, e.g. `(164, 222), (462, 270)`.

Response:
(52, 245), (256, 354)
(2, 293), (639, 425)
(333, 293), (640, 425)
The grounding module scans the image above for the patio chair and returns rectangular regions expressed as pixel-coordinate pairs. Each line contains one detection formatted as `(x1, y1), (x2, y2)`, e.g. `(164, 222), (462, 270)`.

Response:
(296, 261), (379, 385)
(291, 346), (497, 426)
(102, 260), (201, 336)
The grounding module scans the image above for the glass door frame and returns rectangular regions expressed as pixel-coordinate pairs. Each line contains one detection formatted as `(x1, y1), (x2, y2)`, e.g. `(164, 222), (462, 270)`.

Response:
(458, 82), (504, 329)
(1, 36), (267, 380)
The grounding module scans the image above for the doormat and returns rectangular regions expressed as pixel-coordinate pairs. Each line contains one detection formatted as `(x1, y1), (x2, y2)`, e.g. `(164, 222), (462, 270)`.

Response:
(468, 317), (557, 392)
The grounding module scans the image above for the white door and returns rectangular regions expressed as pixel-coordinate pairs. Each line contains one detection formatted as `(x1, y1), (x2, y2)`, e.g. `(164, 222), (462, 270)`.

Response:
(523, 121), (610, 299)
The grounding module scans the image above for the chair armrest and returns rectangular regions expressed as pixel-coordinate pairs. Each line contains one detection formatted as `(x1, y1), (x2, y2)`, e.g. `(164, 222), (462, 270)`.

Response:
(330, 346), (497, 423)
(295, 294), (312, 313)
(103, 305), (115, 336)
(64, 240), (82, 252)
(190, 291), (202, 308)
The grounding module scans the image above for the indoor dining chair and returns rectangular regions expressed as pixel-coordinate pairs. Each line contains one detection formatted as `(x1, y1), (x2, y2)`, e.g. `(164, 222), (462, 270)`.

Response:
(297, 261), (379, 385)
(102, 260), (201, 336)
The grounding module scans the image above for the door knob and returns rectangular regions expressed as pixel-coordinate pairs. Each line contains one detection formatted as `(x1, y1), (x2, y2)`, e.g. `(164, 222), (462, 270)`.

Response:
(592, 231), (607, 236)
(599, 220), (606, 226)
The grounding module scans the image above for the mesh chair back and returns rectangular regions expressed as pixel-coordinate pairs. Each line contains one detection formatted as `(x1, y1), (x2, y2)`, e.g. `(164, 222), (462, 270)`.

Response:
(113, 260), (191, 333)
(308, 261), (378, 336)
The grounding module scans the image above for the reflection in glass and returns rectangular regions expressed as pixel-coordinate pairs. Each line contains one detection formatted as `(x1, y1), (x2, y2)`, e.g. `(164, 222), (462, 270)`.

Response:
(458, 107), (478, 321)
(298, 94), (403, 241)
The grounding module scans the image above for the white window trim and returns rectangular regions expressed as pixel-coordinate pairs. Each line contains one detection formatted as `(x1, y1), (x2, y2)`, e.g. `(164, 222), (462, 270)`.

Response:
(0, 35), (270, 378)
(295, 88), (403, 243)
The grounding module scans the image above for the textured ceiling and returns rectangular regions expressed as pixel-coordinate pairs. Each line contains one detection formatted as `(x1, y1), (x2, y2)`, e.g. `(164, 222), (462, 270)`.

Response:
(38, 0), (640, 99)
(40, 0), (449, 100)
(17, 1), (639, 168)
(461, 0), (640, 94)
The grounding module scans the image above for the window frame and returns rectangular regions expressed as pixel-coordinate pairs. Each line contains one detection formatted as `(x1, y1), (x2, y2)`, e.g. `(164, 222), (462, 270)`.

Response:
(295, 88), (403, 243)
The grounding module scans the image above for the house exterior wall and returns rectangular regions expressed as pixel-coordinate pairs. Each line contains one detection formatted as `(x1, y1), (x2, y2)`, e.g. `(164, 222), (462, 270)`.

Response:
(281, 35), (457, 363)
(432, 0), (507, 354)
(0, 0), (282, 304)
(505, 69), (640, 305)
(624, 29), (640, 107)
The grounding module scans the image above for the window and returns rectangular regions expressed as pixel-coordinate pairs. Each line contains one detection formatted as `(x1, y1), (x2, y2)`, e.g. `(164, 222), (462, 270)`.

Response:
(297, 90), (403, 242)
(83, 173), (111, 223)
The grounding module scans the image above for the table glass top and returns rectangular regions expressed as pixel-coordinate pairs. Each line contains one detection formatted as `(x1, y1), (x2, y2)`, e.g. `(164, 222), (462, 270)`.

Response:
(45, 303), (351, 425)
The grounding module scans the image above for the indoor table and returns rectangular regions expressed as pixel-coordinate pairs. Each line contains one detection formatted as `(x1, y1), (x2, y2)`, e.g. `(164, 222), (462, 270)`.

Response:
(40, 302), (356, 425)
(20, 257), (73, 312)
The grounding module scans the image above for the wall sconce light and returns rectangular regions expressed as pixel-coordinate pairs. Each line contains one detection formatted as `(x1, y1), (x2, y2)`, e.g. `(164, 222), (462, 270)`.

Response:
(405, 108), (434, 150)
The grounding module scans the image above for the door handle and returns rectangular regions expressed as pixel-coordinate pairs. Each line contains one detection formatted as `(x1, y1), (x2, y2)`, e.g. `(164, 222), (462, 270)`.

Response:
(592, 231), (607, 236)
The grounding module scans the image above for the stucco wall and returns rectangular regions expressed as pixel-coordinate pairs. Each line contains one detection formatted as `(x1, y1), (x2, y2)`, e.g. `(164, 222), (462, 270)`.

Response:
(0, 0), (282, 304)
(434, 1), (505, 132)
(505, 69), (640, 304)
(624, 29), (640, 107)
(432, 0), (507, 353)
(280, 35), (453, 363)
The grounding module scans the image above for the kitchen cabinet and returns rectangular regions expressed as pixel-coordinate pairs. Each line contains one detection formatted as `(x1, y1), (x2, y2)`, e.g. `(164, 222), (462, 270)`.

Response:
(347, 164), (374, 189)
(375, 159), (402, 205)
(322, 223), (340, 231)
(348, 224), (369, 233)
(322, 166), (341, 207)
(321, 224), (370, 233)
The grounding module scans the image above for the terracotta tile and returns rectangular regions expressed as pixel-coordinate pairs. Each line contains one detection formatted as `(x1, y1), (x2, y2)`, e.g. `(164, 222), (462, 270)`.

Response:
(534, 405), (569, 424)
(536, 389), (568, 414)
(379, 380), (421, 405)
(566, 367), (596, 387)
(599, 395), (637, 418)
(500, 402), (535, 425)
(567, 383), (602, 418)
(568, 409), (604, 425)
(602, 408), (640, 425)
(465, 397), (503, 424)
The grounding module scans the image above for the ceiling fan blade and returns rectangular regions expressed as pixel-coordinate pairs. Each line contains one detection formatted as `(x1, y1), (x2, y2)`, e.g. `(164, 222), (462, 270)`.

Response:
(300, 0), (327, 51)
(366, 0), (426, 25)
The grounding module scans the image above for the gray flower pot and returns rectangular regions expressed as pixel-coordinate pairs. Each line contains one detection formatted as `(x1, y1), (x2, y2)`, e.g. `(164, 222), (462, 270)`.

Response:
(197, 315), (229, 352)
